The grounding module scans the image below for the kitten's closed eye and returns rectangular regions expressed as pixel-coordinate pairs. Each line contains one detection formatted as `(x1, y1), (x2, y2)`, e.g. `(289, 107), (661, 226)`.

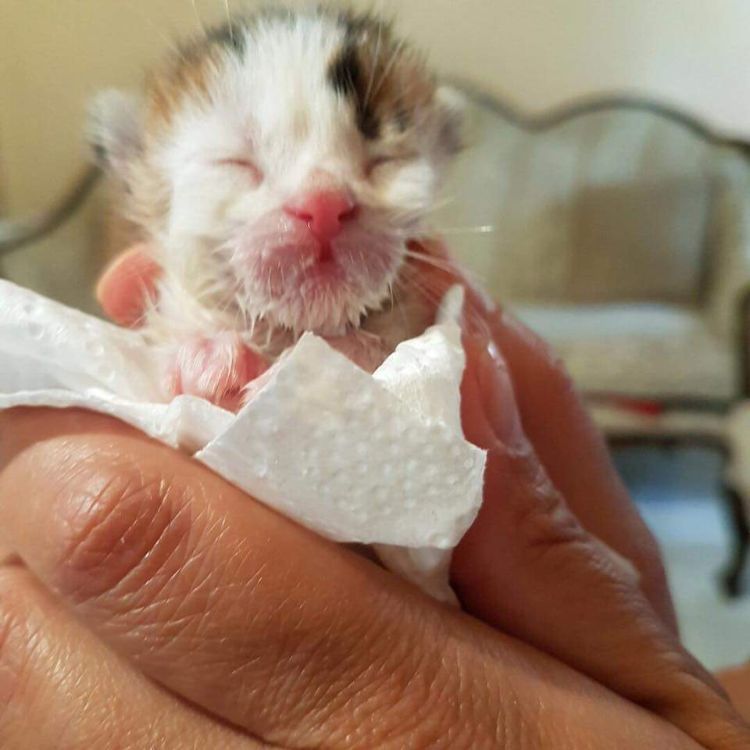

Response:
(216, 158), (263, 183)
(366, 152), (419, 177)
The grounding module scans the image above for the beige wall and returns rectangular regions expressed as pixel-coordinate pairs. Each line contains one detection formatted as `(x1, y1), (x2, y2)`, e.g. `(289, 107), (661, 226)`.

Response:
(3, 0), (750, 212)
(1, 0), (749, 303)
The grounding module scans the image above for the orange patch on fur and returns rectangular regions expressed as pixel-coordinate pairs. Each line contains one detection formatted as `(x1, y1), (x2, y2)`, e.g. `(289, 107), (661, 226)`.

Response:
(146, 39), (231, 130)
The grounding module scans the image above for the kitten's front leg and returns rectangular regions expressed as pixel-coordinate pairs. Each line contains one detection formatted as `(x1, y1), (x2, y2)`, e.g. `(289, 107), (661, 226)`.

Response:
(166, 332), (268, 411)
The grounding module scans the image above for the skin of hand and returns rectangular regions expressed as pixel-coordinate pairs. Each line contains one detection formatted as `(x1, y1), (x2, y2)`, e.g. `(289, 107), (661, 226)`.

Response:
(719, 665), (750, 723)
(0, 248), (746, 749)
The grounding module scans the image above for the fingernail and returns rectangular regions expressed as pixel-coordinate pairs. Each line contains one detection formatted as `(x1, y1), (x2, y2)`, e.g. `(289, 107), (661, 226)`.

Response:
(477, 342), (528, 453)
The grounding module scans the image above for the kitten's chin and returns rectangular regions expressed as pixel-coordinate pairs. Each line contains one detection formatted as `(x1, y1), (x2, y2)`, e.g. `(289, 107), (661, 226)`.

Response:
(258, 274), (394, 336)
(234, 245), (401, 335)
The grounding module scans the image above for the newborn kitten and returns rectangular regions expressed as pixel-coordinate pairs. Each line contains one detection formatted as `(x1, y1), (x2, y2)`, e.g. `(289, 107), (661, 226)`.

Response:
(89, 5), (463, 410)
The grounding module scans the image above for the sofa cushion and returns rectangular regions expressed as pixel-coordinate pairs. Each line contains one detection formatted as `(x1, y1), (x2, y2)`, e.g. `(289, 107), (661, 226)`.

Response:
(515, 303), (736, 400)
(443, 104), (716, 307)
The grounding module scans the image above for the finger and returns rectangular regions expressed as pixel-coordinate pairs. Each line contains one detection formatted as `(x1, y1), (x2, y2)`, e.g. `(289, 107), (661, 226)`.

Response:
(485, 306), (677, 630)
(718, 664), (750, 723)
(422, 242), (677, 631)
(0, 564), (254, 750)
(0, 409), (704, 750)
(95, 244), (161, 327)
(453, 339), (750, 750)
(409, 238), (675, 629)
(98, 238), (674, 633)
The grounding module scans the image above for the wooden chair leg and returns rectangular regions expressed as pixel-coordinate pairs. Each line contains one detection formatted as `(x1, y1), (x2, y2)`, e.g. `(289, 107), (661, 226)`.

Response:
(722, 483), (750, 598)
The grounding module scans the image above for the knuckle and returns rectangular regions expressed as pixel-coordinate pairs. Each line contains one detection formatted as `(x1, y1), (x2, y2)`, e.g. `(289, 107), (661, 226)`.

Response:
(400, 646), (487, 748)
(51, 448), (195, 607)
(374, 626), (529, 749)
(336, 625), (449, 744)
(251, 590), (452, 746)
(303, 597), (501, 749)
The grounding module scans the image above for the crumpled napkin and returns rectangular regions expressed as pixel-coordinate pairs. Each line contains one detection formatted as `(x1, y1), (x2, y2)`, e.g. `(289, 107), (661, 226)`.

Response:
(0, 279), (486, 603)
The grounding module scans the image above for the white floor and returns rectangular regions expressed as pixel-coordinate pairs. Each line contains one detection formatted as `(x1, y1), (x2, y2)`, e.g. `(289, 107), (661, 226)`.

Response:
(615, 446), (750, 670)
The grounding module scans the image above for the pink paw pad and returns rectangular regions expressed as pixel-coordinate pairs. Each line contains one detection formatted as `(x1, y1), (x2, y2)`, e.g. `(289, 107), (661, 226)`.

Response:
(168, 333), (268, 411)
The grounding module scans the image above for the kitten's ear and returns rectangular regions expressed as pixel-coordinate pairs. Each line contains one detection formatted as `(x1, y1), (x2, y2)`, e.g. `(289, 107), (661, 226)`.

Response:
(434, 84), (467, 155)
(87, 90), (143, 179)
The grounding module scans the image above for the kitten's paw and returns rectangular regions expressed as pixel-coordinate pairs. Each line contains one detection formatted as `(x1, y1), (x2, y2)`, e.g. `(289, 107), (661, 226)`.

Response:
(167, 333), (268, 411)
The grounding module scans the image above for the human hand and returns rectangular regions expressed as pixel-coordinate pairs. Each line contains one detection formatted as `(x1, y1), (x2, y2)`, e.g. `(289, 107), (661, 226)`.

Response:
(1, 403), (741, 749)
(719, 664), (750, 723)
(95, 241), (749, 747)
(0, 247), (746, 748)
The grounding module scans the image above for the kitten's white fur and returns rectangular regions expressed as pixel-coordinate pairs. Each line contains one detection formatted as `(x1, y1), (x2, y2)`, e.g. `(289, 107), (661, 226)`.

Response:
(92, 10), (462, 370)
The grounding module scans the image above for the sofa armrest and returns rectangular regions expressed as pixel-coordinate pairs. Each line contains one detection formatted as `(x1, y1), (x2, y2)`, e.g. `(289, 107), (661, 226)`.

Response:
(736, 286), (750, 397)
(705, 150), (750, 356)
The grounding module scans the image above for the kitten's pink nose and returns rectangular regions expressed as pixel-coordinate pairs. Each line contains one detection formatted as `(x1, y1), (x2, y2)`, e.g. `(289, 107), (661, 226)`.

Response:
(284, 189), (357, 241)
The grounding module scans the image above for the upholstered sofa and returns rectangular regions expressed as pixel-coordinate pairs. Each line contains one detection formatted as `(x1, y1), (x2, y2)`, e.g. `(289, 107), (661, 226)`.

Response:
(5, 91), (750, 408)
(440, 90), (750, 594)
(443, 92), (750, 409)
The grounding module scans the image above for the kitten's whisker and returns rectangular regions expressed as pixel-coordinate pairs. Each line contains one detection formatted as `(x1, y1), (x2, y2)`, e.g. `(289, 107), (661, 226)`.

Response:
(407, 248), (484, 291)
(190, 0), (207, 35)
(388, 279), (411, 331)
(434, 225), (497, 235)
(223, 0), (235, 43)
(364, 17), (384, 108)
(395, 278), (443, 313)
(404, 250), (456, 275)
(422, 195), (454, 214)
(369, 37), (407, 106)
(119, 2), (187, 60)
(396, 264), (446, 305)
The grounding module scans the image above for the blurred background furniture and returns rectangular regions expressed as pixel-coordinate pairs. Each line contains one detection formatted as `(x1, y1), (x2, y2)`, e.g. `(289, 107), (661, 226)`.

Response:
(445, 92), (750, 407)
(441, 90), (750, 596)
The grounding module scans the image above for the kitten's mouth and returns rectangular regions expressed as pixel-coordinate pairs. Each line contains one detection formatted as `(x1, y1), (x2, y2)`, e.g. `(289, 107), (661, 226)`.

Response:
(297, 254), (345, 286)
(234, 230), (403, 335)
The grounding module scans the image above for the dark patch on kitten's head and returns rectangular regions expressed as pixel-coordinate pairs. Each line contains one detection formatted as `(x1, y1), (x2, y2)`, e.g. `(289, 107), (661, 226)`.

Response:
(145, 19), (250, 129)
(328, 42), (380, 139)
(147, 5), (443, 150)
(205, 20), (247, 55)
(327, 9), (437, 146)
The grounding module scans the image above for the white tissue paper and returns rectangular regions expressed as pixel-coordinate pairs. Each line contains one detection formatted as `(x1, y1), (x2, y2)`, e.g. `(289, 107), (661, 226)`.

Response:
(0, 279), (486, 603)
